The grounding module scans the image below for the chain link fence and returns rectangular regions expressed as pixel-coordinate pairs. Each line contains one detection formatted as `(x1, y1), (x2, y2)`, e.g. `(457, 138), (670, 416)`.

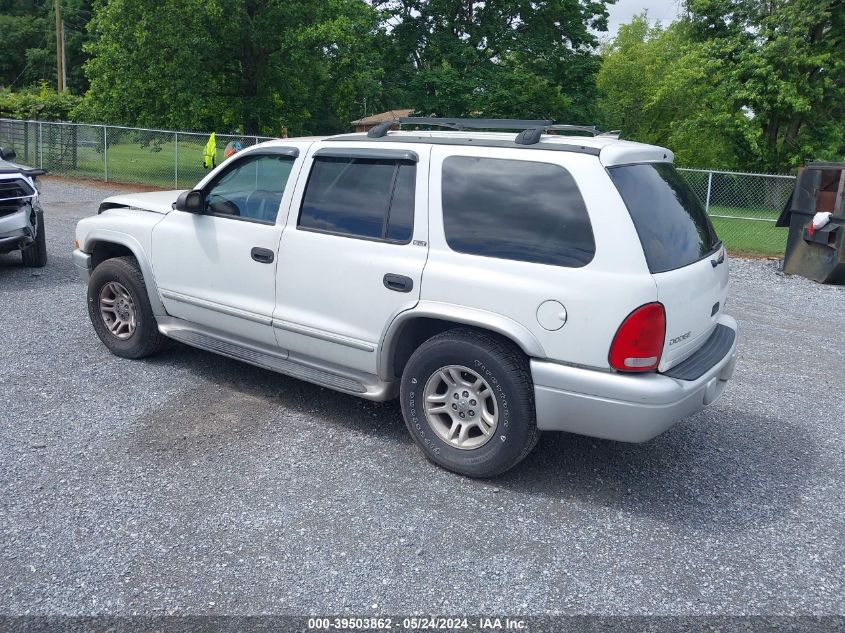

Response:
(678, 168), (794, 256)
(0, 118), (274, 189)
(0, 118), (795, 256)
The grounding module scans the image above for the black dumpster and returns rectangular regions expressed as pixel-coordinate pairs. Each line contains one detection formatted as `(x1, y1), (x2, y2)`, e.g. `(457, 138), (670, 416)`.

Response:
(777, 161), (845, 284)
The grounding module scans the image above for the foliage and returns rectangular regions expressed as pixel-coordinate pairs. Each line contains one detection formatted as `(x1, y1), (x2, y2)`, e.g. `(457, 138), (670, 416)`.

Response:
(374, 0), (612, 123)
(4, 0), (613, 134)
(0, 0), (92, 93)
(0, 84), (82, 120)
(78, 0), (383, 135)
(3, 0), (841, 173)
(597, 2), (845, 171)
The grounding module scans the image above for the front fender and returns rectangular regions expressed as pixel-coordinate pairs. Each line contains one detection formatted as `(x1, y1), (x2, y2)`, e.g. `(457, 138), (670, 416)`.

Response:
(79, 227), (166, 316)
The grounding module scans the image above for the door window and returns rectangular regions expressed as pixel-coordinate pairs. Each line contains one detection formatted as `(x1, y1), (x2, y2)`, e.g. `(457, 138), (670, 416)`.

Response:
(204, 153), (295, 224)
(298, 157), (416, 243)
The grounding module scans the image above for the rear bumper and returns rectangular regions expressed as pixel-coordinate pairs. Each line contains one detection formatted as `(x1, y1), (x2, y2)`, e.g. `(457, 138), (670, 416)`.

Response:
(532, 314), (738, 442)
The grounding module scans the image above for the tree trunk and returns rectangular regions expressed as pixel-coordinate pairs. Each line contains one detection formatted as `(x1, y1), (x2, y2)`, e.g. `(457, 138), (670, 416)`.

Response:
(763, 119), (781, 171)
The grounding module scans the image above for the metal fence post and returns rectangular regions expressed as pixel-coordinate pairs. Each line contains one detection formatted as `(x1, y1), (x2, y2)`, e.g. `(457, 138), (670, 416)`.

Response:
(174, 132), (179, 188)
(103, 125), (108, 182)
(705, 170), (713, 215)
(38, 121), (43, 169)
(23, 121), (29, 163)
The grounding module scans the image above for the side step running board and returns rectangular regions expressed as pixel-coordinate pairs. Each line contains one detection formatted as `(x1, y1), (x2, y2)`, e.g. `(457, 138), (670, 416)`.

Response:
(157, 319), (395, 398)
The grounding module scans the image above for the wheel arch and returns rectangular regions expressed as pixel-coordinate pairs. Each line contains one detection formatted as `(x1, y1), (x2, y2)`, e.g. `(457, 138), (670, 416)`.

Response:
(378, 302), (546, 381)
(83, 230), (166, 316)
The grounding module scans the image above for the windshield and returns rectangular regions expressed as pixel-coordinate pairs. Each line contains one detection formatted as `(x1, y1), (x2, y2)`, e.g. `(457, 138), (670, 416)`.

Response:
(608, 163), (720, 273)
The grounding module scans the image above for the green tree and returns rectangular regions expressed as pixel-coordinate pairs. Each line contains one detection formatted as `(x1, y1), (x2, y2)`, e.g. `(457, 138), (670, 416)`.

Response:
(597, 16), (740, 167)
(375, 0), (613, 123)
(80, 0), (383, 134)
(0, 0), (92, 93)
(685, 0), (845, 171)
(598, 2), (845, 171)
(79, 0), (218, 130)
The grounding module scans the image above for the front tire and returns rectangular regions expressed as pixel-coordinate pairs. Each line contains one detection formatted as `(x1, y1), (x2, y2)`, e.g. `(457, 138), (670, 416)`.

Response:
(21, 209), (47, 267)
(400, 328), (540, 478)
(87, 256), (166, 359)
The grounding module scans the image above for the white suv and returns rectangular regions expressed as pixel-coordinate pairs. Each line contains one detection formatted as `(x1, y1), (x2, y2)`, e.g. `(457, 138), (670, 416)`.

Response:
(73, 118), (738, 477)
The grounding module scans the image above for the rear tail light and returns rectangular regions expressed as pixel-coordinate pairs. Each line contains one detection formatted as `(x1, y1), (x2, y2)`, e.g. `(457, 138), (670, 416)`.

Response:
(609, 303), (666, 372)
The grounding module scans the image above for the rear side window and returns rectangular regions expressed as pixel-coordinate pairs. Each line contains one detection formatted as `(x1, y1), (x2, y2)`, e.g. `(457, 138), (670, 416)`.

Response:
(441, 157), (595, 268)
(608, 163), (720, 273)
(299, 157), (415, 242)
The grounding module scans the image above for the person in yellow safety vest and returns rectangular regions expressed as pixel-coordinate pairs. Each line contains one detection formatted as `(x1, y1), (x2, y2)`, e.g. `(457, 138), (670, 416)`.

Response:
(203, 132), (216, 169)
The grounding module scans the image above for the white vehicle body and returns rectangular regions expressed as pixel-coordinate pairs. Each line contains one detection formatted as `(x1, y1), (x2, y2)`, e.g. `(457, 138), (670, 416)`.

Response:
(74, 128), (738, 447)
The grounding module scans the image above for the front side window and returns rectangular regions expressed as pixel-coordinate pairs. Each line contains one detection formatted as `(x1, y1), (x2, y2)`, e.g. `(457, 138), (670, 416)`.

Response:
(298, 157), (416, 242)
(441, 156), (595, 267)
(204, 153), (295, 224)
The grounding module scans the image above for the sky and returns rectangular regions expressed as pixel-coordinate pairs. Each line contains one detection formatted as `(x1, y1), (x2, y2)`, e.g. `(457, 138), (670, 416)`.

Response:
(604, 0), (684, 39)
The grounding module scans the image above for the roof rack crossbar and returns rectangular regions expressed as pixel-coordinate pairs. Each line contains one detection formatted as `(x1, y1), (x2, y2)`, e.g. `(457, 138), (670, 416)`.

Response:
(399, 117), (553, 131)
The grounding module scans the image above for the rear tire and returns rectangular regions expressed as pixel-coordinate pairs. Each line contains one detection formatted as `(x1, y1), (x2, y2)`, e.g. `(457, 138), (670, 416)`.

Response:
(400, 328), (540, 478)
(21, 209), (47, 268)
(87, 256), (166, 359)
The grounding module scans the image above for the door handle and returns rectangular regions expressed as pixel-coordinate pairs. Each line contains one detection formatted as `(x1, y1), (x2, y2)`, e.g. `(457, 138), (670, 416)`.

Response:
(383, 273), (413, 293)
(251, 247), (275, 264)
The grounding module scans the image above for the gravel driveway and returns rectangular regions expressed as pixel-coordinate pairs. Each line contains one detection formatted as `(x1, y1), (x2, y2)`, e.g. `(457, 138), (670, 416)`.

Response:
(1, 177), (844, 617)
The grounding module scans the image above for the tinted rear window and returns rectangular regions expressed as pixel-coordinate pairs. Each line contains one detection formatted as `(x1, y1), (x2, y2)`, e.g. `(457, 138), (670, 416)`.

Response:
(608, 163), (720, 273)
(441, 157), (595, 268)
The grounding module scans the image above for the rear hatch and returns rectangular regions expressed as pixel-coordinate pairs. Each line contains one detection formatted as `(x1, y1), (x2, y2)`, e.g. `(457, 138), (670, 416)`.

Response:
(608, 162), (729, 371)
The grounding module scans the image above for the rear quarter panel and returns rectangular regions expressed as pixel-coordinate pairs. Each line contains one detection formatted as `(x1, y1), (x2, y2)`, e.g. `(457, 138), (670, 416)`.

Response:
(423, 146), (657, 370)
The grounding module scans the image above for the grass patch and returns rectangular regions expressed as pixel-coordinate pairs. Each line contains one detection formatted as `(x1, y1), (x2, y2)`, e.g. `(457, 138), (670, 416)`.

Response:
(16, 136), (253, 189)
(711, 216), (786, 257)
(73, 139), (214, 189)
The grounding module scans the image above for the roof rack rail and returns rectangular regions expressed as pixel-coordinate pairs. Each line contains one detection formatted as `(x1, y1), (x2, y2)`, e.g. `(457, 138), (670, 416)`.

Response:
(362, 116), (616, 145)
(546, 124), (600, 136)
(597, 130), (622, 139)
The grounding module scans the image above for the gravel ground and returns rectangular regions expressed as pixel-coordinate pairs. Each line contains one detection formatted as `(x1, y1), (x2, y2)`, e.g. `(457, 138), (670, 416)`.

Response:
(1, 177), (844, 617)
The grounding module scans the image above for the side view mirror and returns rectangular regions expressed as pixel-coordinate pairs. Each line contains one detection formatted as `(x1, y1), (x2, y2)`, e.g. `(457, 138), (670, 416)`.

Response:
(0, 147), (17, 161)
(173, 189), (205, 213)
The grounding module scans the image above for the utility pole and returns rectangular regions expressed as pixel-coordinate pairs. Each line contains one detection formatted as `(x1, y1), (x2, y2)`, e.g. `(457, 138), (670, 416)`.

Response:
(61, 20), (67, 91)
(54, 0), (64, 92)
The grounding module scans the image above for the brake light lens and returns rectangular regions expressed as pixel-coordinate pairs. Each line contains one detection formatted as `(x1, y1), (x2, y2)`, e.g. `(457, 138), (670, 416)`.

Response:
(609, 303), (666, 372)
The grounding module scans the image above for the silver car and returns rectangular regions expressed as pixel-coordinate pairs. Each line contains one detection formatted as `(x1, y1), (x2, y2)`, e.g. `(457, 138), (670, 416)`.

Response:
(0, 147), (47, 268)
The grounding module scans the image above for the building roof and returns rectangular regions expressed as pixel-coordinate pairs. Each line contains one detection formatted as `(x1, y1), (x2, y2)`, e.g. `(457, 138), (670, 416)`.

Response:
(350, 109), (415, 126)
